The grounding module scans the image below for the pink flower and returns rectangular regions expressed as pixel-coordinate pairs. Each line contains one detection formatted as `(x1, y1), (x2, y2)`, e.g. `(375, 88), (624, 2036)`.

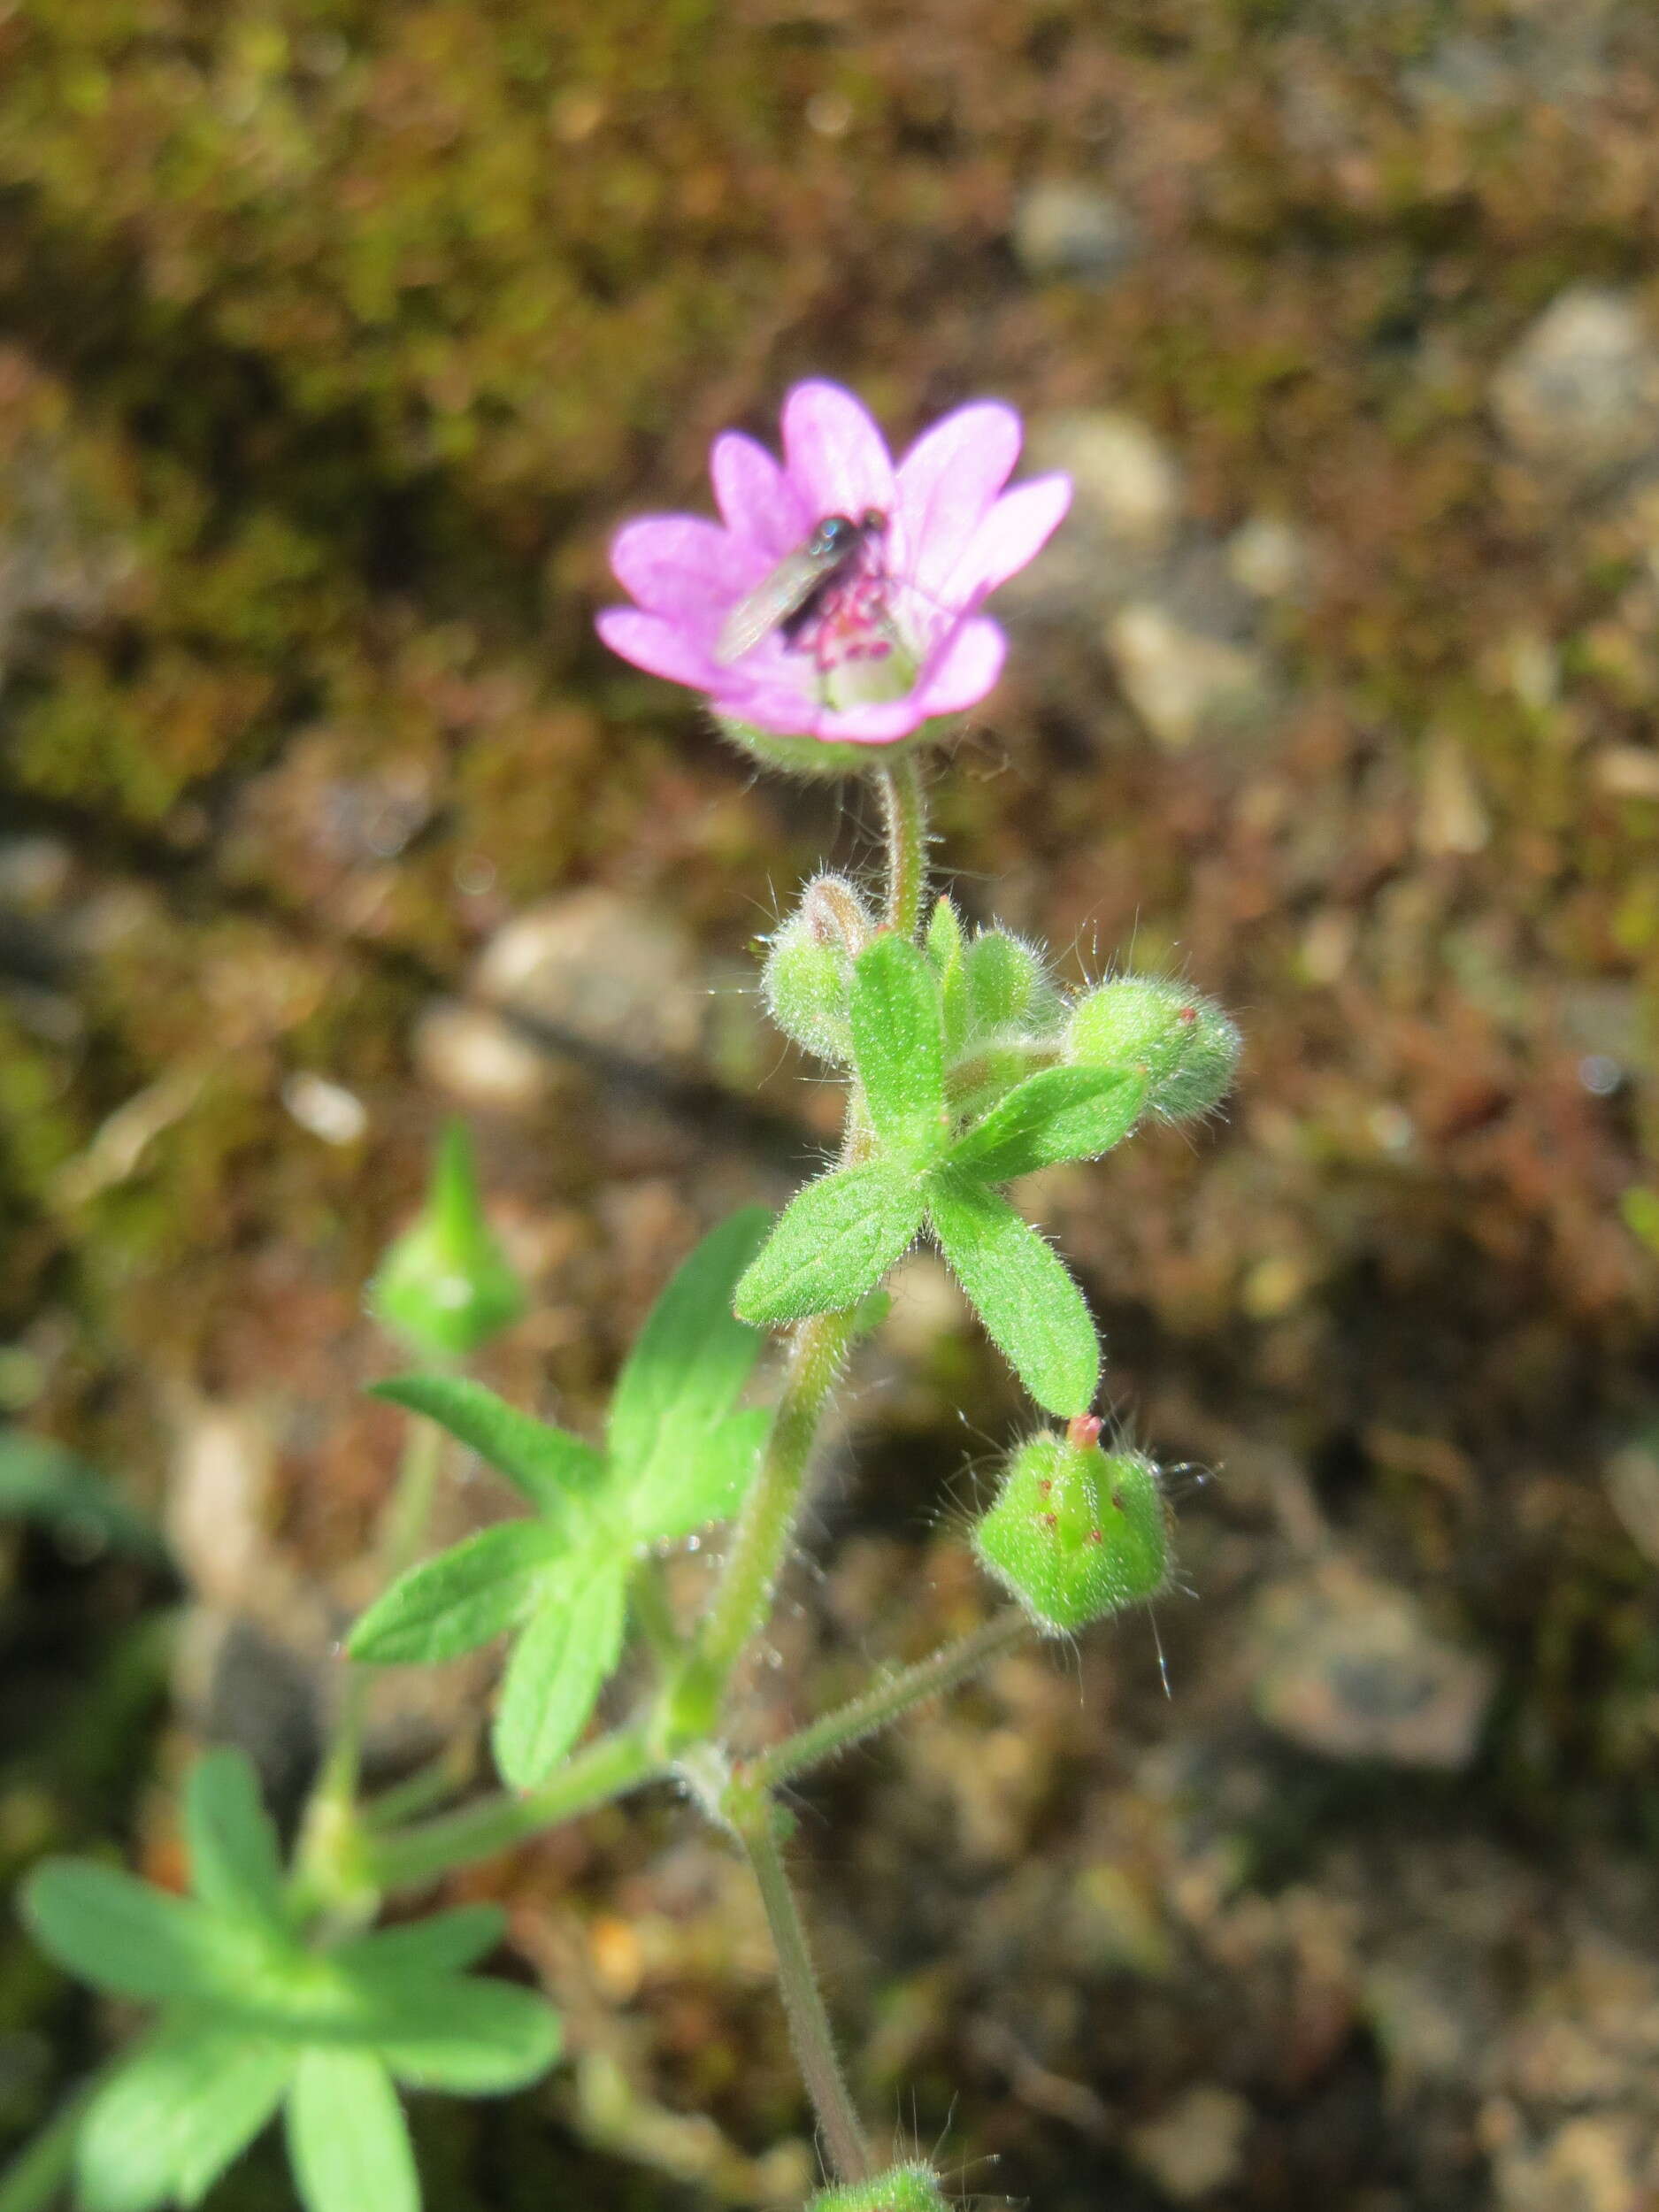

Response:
(596, 381), (1071, 749)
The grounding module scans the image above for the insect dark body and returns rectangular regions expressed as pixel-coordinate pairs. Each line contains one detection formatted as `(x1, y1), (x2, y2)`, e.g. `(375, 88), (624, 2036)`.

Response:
(715, 508), (889, 666)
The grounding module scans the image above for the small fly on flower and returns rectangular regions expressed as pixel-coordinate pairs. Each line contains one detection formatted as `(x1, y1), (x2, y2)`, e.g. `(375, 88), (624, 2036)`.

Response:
(715, 509), (888, 666)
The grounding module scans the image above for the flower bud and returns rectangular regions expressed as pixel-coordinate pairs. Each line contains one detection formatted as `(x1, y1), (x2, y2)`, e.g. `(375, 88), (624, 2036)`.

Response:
(369, 1122), (526, 1360)
(1067, 975), (1240, 1122)
(964, 927), (1051, 1038)
(975, 1417), (1170, 1632)
(762, 876), (874, 1064)
(808, 2164), (951, 2212)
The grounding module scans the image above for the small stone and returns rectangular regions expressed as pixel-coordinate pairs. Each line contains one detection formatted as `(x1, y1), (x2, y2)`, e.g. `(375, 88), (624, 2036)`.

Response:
(1028, 411), (1183, 556)
(411, 997), (555, 1114)
(1417, 734), (1491, 856)
(1491, 2115), (1655, 2212)
(1603, 1431), (1659, 1566)
(1012, 182), (1140, 287)
(474, 890), (703, 1065)
(280, 1071), (367, 1146)
(1127, 2085), (1251, 2201)
(1248, 1558), (1494, 1769)
(1106, 601), (1275, 749)
(1226, 515), (1311, 601)
(1491, 290), (1659, 484)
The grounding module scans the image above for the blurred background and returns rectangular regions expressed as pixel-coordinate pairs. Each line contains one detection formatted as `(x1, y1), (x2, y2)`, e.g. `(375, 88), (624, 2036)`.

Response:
(3, 0), (1659, 2206)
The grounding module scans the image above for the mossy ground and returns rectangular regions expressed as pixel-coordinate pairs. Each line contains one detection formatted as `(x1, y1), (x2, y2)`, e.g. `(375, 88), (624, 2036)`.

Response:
(4, 2), (1659, 2206)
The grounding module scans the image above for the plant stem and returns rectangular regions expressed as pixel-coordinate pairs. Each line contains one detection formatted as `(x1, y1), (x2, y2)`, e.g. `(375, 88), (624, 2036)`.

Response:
(296, 1415), (449, 1905)
(680, 1310), (856, 1724)
(629, 1553), (683, 1669)
(733, 1797), (874, 2186)
(365, 1724), (659, 1893)
(747, 1609), (1033, 1792)
(875, 756), (928, 939)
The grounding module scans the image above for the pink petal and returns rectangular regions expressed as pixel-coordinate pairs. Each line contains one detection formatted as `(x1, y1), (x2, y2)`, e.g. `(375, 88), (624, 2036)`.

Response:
(715, 671), (825, 738)
(914, 617), (1007, 717)
(595, 607), (720, 690)
(710, 432), (810, 560)
(611, 516), (769, 629)
(893, 402), (1023, 596)
(946, 473), (1073, 603)
(813, 698), (923, 744)
(780, 380), (896, 522)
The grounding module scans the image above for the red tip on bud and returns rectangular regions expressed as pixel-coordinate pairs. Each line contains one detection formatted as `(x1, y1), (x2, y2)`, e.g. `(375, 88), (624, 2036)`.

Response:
(1177, 1005), (1198, 1023)
(1066, 1413), (1103, 1449)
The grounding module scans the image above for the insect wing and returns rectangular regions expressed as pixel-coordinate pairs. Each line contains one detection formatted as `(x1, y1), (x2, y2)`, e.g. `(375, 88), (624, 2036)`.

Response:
(715, 544), (840, 665)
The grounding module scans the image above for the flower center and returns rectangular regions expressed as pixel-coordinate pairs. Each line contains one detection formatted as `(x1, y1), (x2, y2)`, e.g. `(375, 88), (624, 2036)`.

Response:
(795, 571), (918, 710)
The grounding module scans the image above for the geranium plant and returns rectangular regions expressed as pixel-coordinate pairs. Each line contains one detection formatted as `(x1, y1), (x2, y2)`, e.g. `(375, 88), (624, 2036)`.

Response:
(13, 383), (1239, 2212)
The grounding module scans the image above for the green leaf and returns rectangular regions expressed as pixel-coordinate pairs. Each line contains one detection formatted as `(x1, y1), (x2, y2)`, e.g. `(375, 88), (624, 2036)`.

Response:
(372, 1375), (603, 1515)
(927, 1176), (1101, 1417)
(607, 1209), (770, 1482)
(21, 1860), (262, 2006)
(284, 2049), (418, 2212)
(925, 896), (968, 1056)
(369, 1980), (563, 2095)
(183, 1750), (286, 1931)
(492, 1564), (626, 1790)
(735, 1164), (927, 1326)
(347, 1520), (566, 1666)
(849, 935), (949, 1165)
(946, 1067), (1147, 1181)
(76, 2016), (293, 2212)
(334, 1904), (506, 1985)
(628, 1406), (770, 1544)
(0, 1428), (169, 1565)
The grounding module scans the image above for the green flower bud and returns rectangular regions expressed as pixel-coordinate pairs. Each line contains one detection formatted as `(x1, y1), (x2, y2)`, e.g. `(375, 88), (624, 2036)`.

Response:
(975, 1417), (1171, 1632)
(1067, 975), (1240, 1122)
(368, 1123), (526, 1360)
(762, 875), (874, 1064)
(964, 927), (1048, 1037)
(925, 895), (968, 1056)
(809, 2164), (951, 2212)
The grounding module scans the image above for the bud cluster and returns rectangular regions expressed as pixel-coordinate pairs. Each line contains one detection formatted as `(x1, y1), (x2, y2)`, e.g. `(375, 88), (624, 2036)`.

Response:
(764, 887), (1240, 1148)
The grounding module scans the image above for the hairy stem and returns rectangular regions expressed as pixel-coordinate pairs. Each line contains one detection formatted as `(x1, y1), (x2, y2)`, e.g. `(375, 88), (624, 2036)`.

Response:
(875, 755), (929, 940)
(296, 1417), (446, 1901)
(678, 1310), (856, 1726)
(733, 1797), (874, 2185)
(365, 1724), (660, 1894)
(747, 1609), (1033, 1792)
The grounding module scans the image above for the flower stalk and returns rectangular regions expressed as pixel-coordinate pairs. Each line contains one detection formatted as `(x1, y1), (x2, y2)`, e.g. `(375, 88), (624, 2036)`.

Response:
(743, 1609), (1033, 1793)
(728, 1786), (876, 2186)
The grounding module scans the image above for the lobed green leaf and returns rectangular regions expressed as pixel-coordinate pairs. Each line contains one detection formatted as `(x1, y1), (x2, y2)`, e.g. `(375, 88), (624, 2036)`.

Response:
(945, 1066), (1146, 1181)
(372, 1375), (603, 1515)
(75, 2016), (293, 2212)
(333, 1903), (507, 1986)
(608, 1208), (770, 1486)
(492, 1563), (627, 1790)
(21, 1860), (265, 2007)
(347, 1520), (566, 1666)
(371, 1979), (563, 2095)
(284, 2049), (418, 2212)
(849, 934), (949, 1165)
(627, 1405), (771, 1544)
(183, 1749), (287, 1932)
(927, 1175), (1101, 1417)
(735, 1164), (927, 1326)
